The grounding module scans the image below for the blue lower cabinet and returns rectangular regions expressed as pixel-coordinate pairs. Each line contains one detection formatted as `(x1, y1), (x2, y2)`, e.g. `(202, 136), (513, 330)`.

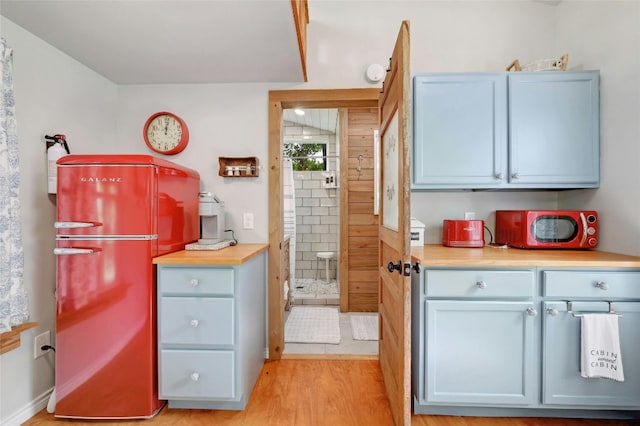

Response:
(542, 301), (640, 407)
(425, 300), (537, 405)
(157, 252), (266, 410)
(413, 266), (640, 418)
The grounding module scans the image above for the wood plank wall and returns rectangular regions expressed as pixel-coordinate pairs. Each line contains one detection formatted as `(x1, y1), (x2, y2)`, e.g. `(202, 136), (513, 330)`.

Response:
(340, 107), (379, 312)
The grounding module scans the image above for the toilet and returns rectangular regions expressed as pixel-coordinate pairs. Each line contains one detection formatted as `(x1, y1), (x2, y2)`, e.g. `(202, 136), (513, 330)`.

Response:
(315, 251), (335, 283)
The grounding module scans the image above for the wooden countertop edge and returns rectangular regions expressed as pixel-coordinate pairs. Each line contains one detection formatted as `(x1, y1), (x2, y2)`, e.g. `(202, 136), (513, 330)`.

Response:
(411, 245), (640, 268)
(153, 243), (269, 265)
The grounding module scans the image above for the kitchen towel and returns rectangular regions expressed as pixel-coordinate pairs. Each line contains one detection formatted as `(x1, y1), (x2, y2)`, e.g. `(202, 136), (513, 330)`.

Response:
(581, 314), (624, 382)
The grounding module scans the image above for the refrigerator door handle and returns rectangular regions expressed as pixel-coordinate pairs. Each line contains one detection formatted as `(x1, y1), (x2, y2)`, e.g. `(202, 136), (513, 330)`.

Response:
(55, 221), (98, 229)
(54, 248), (95, 255)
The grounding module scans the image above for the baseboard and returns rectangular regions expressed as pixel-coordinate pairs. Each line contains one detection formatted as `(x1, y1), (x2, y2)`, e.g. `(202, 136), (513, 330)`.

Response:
(1, 387), (52, 426)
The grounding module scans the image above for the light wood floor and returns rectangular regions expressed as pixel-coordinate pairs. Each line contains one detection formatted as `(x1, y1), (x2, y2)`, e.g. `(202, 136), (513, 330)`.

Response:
(25, 359), (638, 426)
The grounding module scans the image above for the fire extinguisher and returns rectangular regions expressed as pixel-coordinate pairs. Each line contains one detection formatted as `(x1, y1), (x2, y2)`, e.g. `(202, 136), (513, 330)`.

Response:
(45, 134), (70, 194)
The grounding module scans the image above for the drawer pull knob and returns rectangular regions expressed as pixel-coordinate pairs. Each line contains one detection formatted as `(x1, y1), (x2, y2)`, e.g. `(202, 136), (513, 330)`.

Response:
(190, 278), (199, 287)
(475, 281), (487, 289)
(526, 307), (538, 317)
(546, 308), (558, 316)
(190, 319), (199, 328)
(190, 372), (200, 382)
(595, 281), (609, 290)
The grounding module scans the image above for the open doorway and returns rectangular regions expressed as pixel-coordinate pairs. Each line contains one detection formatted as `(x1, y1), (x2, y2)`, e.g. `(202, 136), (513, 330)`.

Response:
(268, 89), (380, 360)
(282, 108), (340, 307)
(281, 107), (381, 357)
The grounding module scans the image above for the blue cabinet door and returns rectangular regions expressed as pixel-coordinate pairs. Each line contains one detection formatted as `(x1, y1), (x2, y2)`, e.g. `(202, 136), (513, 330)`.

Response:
(543, 301), (640, 407)
(412, 71), (599, 190)
(412, 74), (507, 189)
(425, 300), (537, 405)
(508, 71), (600, 188)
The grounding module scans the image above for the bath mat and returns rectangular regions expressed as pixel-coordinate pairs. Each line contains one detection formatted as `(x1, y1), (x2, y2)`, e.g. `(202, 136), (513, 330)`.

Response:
(350, 314), (379, 341)
(285, 307), (340, 344)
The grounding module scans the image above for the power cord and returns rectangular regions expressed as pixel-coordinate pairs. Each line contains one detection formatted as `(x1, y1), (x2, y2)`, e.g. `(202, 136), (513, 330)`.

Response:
(224, 229), (238, 246)
(483, 225), (494, 245)
(41, 344), (56, 353)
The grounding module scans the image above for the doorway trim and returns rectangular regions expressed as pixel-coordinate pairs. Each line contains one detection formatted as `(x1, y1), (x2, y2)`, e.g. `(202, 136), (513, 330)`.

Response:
(268, 88), (379, 359)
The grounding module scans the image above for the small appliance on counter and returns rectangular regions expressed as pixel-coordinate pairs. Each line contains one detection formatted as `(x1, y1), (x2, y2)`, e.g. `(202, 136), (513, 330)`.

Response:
(185, 192), (235, 250)
(495, 210), (598, 249)
(442, 219), (485, 248)
(411, 218), (426, 247)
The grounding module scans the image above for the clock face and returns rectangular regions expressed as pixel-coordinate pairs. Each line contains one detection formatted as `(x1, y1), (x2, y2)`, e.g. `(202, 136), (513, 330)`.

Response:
(143, 112), (189, 155)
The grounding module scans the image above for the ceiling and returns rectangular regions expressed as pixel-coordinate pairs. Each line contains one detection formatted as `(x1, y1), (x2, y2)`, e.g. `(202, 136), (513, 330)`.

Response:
(0, 0), (305, 84)
(283, 108), (338, 135)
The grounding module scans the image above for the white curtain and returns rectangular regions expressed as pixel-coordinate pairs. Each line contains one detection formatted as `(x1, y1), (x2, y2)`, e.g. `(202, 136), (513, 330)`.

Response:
(283, 158), (296, 296)
(0, 38), (28, 333)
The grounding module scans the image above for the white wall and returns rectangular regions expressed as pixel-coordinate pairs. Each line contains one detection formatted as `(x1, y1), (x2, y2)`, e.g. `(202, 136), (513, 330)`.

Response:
(0, 17), (118, 425)
(555, 1), (640, 255)
(114, 84), (278, 242)
(2, 1), (640, 422)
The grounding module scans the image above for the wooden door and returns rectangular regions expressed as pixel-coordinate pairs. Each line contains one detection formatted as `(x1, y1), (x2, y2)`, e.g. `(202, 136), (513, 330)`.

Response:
(378, 21), (411, 426)
(340, 107), (380, 312)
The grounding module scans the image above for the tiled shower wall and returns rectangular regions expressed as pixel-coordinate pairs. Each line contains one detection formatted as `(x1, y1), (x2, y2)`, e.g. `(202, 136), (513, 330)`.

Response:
(294, 171), (339, 279)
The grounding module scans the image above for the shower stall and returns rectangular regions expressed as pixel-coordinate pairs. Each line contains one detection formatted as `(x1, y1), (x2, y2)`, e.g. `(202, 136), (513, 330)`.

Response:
(282, 108), (340, 306)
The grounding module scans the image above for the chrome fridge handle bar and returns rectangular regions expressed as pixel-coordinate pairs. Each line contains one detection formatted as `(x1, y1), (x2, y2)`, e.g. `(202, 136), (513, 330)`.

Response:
(54, 248), (95, 255)
(55, 221), (97, 229)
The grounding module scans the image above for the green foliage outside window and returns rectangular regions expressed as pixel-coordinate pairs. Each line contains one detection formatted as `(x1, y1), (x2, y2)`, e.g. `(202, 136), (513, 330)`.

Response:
(284, 143), (326, 171)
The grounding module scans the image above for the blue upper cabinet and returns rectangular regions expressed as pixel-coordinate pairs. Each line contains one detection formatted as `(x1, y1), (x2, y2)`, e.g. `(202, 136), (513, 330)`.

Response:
(508, 71), (600, 188)
(412, 71), (600, 190)
(413, 73), (507, 188)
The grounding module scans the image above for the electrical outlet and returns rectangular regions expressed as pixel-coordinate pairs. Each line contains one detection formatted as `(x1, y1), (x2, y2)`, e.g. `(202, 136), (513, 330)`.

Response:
(243, 212), (254, 229)
(34, 330), (51, 359)
(464, 212), (476, 220)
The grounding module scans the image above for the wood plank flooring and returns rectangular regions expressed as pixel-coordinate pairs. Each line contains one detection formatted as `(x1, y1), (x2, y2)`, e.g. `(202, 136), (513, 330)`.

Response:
(24, 360), (637, 426)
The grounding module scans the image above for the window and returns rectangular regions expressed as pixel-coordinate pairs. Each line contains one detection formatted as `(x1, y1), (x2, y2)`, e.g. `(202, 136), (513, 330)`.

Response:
(284, 142), (327, 171)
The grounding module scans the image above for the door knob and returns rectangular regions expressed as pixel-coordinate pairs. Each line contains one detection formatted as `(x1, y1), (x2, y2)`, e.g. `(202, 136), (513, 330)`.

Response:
(387, 260), (402, 274)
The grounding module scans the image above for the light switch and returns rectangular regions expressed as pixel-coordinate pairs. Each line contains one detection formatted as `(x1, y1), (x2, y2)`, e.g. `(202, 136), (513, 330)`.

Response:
(243, 213), (254, 229)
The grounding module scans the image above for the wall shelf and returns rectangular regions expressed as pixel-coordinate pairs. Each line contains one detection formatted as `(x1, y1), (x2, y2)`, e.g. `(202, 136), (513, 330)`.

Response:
(218, 157), (259, 177)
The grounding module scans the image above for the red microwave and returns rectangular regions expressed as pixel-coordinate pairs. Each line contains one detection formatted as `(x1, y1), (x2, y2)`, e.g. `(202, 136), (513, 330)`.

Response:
(495, 210), (598, 249)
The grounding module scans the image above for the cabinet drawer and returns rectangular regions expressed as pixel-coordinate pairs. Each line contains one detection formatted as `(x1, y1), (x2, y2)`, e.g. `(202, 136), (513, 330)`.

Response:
(160, 297), (234, 346)
(425, 269), (535, 298)
(159, 267), (234, 296)
(160, 349), (235, 399)
(543, 271), (640, 299)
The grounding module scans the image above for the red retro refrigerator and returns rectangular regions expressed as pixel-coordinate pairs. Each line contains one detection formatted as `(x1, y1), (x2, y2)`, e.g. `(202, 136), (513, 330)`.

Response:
(53, 155), (199, 419)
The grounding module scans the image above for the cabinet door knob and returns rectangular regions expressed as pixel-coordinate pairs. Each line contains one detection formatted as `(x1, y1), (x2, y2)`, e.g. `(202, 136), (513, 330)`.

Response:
(595, 281), (609, 290)
(190, 278), (199, 287)
(475, 280), (487, 289)
(495, 173), (503, 180)
(190, 319), (199, 328)
(190, 372), (200, 382)
(526, 307), (538, 317)
(546, 308), (558, 316)
(511, 172), (520, 179)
